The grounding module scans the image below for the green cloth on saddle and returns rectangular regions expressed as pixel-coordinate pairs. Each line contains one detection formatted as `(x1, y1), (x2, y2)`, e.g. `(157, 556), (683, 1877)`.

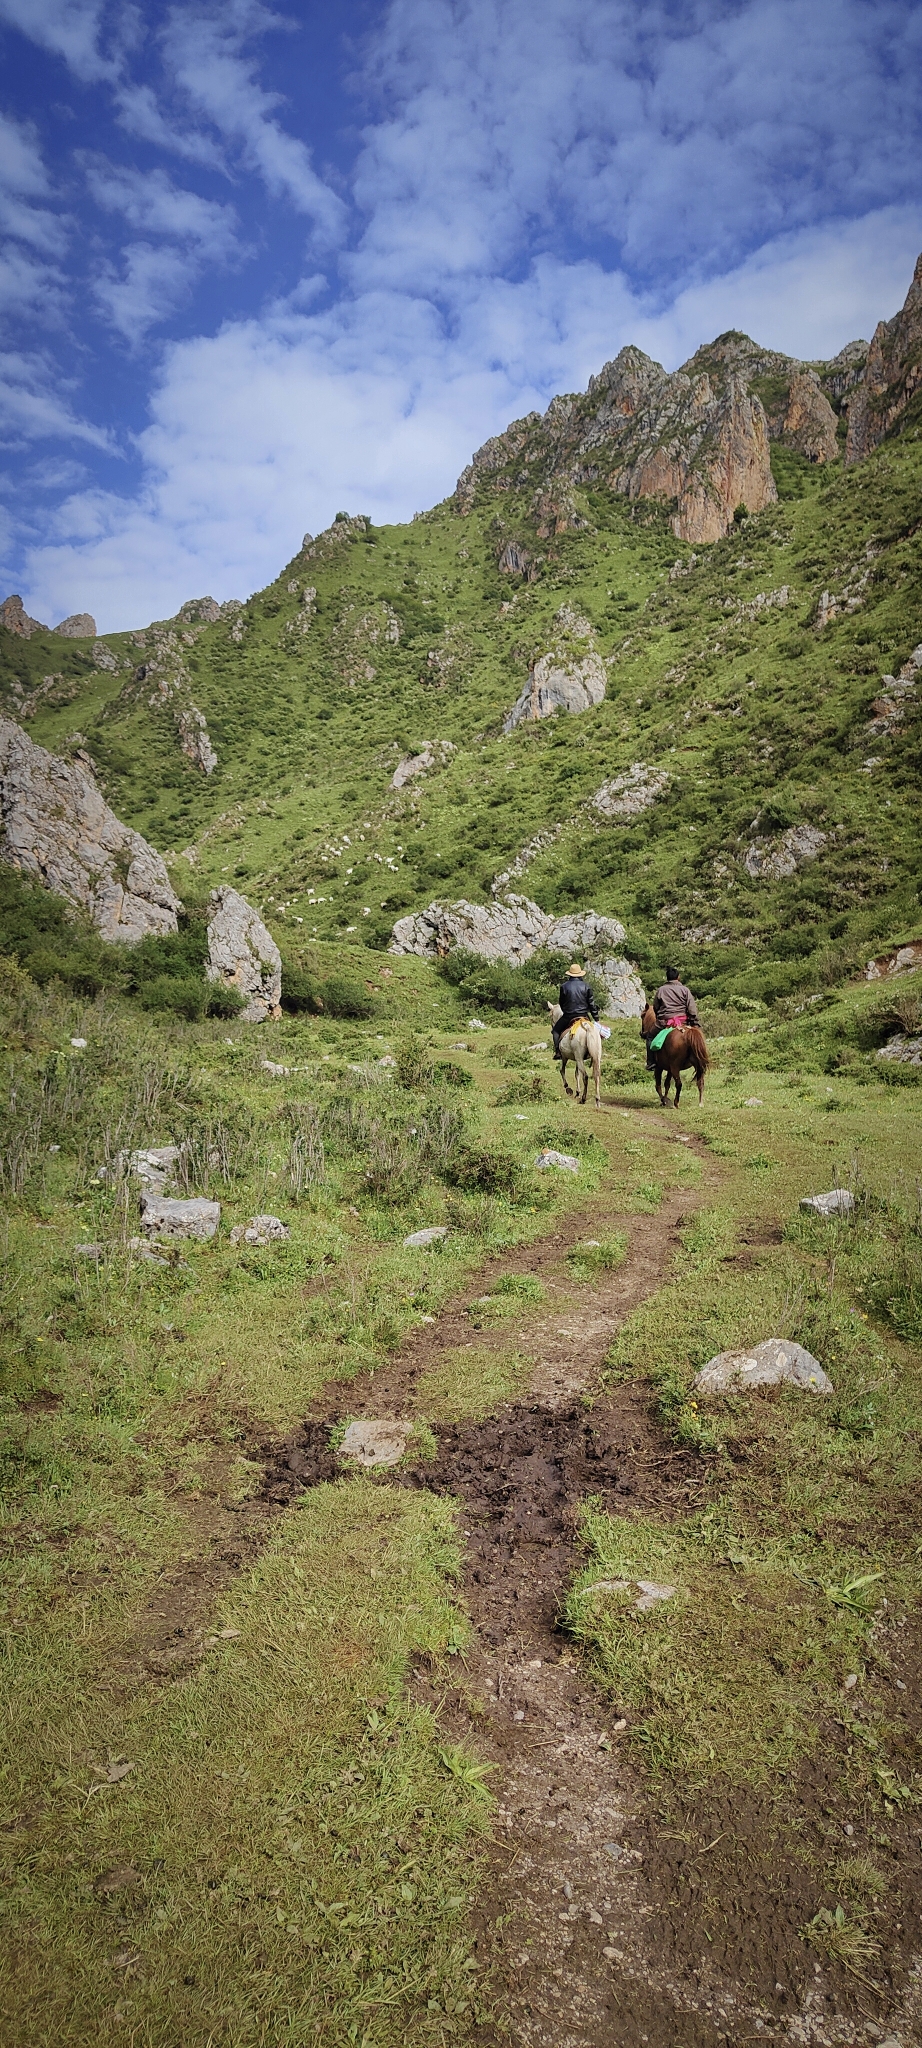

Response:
(649, 1026), (672, 1053)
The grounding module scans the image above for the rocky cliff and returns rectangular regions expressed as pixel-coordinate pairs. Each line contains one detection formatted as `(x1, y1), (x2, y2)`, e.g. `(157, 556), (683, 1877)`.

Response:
(846, 252), (922, 461)
(457, 345), (778, 544)
(0, 717), (179, 941)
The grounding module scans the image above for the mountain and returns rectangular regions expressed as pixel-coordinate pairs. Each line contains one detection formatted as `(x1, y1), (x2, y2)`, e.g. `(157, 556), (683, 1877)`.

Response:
(2, 253), (921, 1013)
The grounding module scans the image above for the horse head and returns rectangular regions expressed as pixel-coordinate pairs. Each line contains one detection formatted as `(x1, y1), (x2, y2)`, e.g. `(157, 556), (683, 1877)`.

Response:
(548, 1001), (562, 1022)
(641, 1002), (656, 1035)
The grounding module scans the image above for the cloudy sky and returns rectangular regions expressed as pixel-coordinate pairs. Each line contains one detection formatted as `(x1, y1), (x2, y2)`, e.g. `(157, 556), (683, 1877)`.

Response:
(2, 0), (921, 631)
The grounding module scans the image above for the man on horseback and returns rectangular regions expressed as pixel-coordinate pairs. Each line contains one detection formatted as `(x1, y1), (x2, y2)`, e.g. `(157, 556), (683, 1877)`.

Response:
(552, 962), (599, 1062)
(644, 964), (700, 1069)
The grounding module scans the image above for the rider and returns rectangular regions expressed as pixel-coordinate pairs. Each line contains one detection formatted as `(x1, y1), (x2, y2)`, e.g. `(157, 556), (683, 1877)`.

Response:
(644, 963), (700, 1070)
(552, 962), (599, 1062)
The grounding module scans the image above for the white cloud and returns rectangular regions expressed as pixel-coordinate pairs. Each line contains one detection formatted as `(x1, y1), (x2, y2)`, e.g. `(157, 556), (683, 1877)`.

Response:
(0, 0), (117, 81)
(113, 81), (227, 168)
(161, 2), (346, 240)
(84, 163), (242, 342)
(85, 161), (239, 255)
(92, 241), (209, 344)
(0, 349), (116, 450)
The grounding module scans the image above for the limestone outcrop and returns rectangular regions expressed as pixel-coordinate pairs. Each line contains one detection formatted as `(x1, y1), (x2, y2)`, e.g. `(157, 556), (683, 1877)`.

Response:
(846, 253), (922, 462)
(1, 594), (48, 638)
(389, 894), (644, 1015)
(54, 613), (96, 638)
(743, 824), (826, 881)
(503, 606), (606, 731)
(771, 367), (838, 464)
(205, 885), (281, 1022)
(391, 740), (455, 790)
(0, 716), (180, 941)
(592, 763), (669, 818)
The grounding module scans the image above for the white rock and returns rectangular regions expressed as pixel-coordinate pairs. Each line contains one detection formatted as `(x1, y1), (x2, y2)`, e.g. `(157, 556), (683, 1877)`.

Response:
(338, 1419), (412, 1467)
(69, 1036), (87, 1049)
(391, 892), (627, 968)
(744, 824), (827, 880)
(139, 1195), (220, 1241)
(744, 1096), (763, 1106)
(98, 1145), (180, 1191)
(0, 717), (179, 941)
(128, 1237), (172, 1267)
(694, 1337), (832, 1397)
(391, 739), (455, 789)
(503, 610), (607, 732)
(53, 612), (96, 638)
(403, 1225), (449, 1248)
(230, 1214), (290, 1246)
(799, 1189), (856, 1217)
(877, 1035), (922, 1066)
(205, 885), (281, 1023)
(261, 1060), (291, 1077)
(635, 1579), (676, 1611)
(536, 1148), (579, 1172)
(592, 763), (669, 819)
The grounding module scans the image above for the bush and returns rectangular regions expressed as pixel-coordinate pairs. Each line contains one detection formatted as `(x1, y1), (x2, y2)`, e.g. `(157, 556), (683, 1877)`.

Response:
(437, 946), (569, 1015)
(281, 958), (324, 1013)
(446, 1144), (525, 1198)
(205, 983), (245, 1019)
(322, 975), (374, 1020)
(137, 974), (206, 1021)
(395, 1033), (434, 1089)
(433, 1061), (473, 1089)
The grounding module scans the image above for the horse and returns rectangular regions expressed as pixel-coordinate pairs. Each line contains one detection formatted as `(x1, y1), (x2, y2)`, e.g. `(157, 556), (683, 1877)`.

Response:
(548, 1003), (603, 1109)
(641, 1003), (709, 1107)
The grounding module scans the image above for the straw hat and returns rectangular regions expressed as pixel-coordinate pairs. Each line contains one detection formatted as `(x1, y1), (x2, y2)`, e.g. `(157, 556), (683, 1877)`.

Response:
(567, 962), (583, 975)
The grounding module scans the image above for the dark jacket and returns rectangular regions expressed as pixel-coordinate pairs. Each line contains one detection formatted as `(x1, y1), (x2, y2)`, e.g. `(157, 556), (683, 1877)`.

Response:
(652, 979), (699, 1028)
(558, 975), (599, 1023)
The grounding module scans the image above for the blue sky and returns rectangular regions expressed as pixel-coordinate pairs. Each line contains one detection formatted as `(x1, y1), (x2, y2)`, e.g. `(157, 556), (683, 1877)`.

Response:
(1, 0), (921, 631)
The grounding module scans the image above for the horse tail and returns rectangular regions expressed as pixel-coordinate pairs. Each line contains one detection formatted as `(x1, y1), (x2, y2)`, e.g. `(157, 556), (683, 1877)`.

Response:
(685, 1025), (709, 1072)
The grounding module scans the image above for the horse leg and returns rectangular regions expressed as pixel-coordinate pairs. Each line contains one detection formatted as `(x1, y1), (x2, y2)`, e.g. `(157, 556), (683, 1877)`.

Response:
(654, 1062), (666, 1105)
(674, 1069), (682, 1108)
(696, 1064), (705, 1104)
(576, 1052), (587, 1104)
(593, 1048), (601, 1109)
(560, 1052), (574, 1099)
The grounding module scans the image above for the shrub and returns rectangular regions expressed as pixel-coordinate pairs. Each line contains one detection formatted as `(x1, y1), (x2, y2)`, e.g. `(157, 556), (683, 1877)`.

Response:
(446, 1144), (525, 1198)
(433, 1061), (473, 1089)
(137, 974), (206, 1021)
(395, 1033), (434, 1090)
(204, 983), (245, 1019)
(322, 975), (374, 1020)
(281, 958), (324, 1013)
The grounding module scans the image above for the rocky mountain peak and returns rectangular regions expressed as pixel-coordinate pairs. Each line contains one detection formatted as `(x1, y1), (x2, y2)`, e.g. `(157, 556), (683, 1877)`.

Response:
(846, 250), (922, 460)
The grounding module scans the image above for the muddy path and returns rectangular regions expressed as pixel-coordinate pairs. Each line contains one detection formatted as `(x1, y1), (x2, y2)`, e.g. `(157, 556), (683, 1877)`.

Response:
(263, 1118), (922, 2048)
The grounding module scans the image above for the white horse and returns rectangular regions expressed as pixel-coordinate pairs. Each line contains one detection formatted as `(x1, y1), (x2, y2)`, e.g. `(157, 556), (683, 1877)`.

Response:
(548, 1002), (603, 1109)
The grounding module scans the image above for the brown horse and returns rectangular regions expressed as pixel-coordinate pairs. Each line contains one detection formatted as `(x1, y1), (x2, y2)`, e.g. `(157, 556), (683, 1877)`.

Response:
(641, 1003), (709, 1107)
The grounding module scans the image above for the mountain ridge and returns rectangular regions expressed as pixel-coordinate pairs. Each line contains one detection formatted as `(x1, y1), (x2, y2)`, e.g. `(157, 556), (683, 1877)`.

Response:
(1, 252), (920, 1017)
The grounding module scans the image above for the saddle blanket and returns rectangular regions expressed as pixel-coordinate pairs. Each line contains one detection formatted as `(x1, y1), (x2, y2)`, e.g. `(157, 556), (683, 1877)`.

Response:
(649, 1026), (673, 1053)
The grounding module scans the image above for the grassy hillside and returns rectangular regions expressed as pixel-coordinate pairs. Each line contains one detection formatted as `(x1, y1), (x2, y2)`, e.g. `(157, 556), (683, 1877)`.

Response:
(3, 376), (919, 1016)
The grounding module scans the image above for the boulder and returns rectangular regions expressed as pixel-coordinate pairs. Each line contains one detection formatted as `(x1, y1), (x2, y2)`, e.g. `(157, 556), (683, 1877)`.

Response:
(230, 1214), (290, 1246)
(799, 1189), (856, 1217)
(743, 824), (826, 880)
(390, 893), (623, 967)
(403, 1225), (449, 1248)
(54, 613), (96, 638)
(98, 1146), (180, 1191)
(592, 764), (669, 819)
(504, 608), (606, 732)
(694, 1338), (832, 1397)
(0, 594), (48, 638)
(391, 740), (455, 790)
(877, 1035), (922, 1067)
(139, 1195), (220, 1241)
(0, 717), (180, 941)
(337, 1419), (412, 1467)
(389, 893), (644, 1017)
(205, 885), (281, 1022)
(536, 1148), (579, 1172)
(866, 940), (922, 981)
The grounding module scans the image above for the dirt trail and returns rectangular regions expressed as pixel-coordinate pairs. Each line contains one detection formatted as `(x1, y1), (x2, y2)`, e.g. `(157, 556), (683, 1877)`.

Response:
(268, 1116), (921, 2048)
